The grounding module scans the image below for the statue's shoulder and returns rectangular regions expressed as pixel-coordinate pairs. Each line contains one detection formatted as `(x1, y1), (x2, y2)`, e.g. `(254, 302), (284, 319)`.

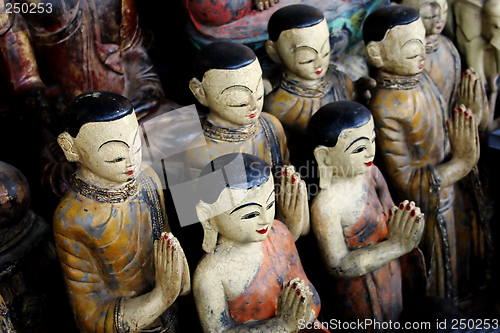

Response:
(264, 86), (299, 115)
(259, 112), (286, 136)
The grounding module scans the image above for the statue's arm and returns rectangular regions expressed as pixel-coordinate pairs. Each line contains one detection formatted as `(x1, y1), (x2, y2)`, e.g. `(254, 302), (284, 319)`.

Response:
(311, 199), (407, 279)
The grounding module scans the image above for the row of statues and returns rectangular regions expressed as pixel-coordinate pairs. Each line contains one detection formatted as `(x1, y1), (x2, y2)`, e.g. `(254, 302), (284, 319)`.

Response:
(0, 0), (498, 332)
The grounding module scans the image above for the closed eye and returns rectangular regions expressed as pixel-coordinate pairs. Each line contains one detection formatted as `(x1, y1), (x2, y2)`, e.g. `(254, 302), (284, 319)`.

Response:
(105, 157), (125, 163)
(229, 103), (248, 107)
(299, 59), (314, 64)
(257, 95), (264, 101)
(351, 146), (366, 154)
(323, 51), (330, 58)
(242, 211), (260, 219)
(266, 201), (275, 210)
(407, 54), (418, 59)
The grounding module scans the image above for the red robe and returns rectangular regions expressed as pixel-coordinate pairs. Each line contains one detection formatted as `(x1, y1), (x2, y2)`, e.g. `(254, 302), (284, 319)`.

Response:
(227, 220), (329, 332)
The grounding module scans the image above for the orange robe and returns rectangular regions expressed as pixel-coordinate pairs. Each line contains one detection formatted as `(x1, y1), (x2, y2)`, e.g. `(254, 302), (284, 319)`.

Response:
(264, 69), (351, 166)
(53, 166), (170, 333)
(227, 220), (328, 332)
(332, 167), (403, 330)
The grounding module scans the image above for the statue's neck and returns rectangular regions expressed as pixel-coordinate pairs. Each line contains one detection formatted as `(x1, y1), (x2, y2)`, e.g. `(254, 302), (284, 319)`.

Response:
(206, 114), (256, 130)
(426, 34), (439, 54)
(217, 236), (263, 254)
(77, 167), (130, 190)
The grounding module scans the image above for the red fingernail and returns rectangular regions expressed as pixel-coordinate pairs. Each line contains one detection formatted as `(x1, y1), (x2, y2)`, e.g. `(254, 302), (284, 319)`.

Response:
(292, 177), (296, 183)
(454, 109), (457, 114)
(297, 290), (301, 296)
(389, 209), (392, 216)
(301, 296), (306, 303)
(292, 283), (297, 289)
(446, 120), (449, 126)
(406, 204), (411, 211)
(462, 72), (465, 78)
(287, 281), (290, 287)
(411, 209), (416, 217)
(280, 284), (284, 291)
(281, 171), (284, 176)
(164, 234), (169, 240)
(399, 203), (404, 210)
(465, 112), (469, 117)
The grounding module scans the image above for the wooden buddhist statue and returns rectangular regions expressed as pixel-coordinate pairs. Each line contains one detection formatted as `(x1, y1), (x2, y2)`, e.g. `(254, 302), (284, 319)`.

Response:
(193, 153), (328, 332)
(364, 5), (485, 302)
(310, 101), (425, 327)
(54, 91), (190, 333)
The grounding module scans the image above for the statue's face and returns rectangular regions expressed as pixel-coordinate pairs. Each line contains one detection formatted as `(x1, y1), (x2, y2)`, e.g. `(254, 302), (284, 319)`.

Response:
(201, 60), (264, 128)
(378, 19), (426, 76)
(420, 0), (447, 36)
(210, 175), (275, 244)
(73, 113), (142, 184)
(274, 19), (331, 85)
(326, 117), (376, 178)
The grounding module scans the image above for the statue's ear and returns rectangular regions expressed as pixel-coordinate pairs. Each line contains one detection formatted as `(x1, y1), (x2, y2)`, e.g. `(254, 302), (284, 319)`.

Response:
(57, 132), (79, 162)
(366, 42), (383, 68)
(265, 40), (282, 64)
(196, 201), (218, 253)
(189, 77), (209, 107)
(313, 146), (330, 166)
(314, 146), (333, 190)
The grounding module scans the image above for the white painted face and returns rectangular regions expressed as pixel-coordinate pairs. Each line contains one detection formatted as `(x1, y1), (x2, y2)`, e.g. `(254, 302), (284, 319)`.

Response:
(201, 60), (265, 128)
(378, 19), (426, 76)
(325, 117), (376, 178)
(73, 113), (142, 185)
(210, 175), (275, 244)
(274, 19), (331, 85)
(420, 0), (447, 36)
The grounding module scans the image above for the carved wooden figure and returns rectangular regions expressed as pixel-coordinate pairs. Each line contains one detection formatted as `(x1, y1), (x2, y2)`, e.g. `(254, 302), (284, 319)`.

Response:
(54, 91), (190, 333)
(399, 0), (461, 108)
(454, 0), (500, 92)
(263, 5), (352, 162)
(263, 5), (376, 166)
(193, 153), (328, 333)
(364, 6), (485, 301)
(309, 101), (425, 326)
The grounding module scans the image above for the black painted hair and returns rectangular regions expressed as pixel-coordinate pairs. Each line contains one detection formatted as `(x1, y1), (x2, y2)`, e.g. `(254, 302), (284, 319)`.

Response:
(362, 5), (420, 45)
(193, 42), (257, 81)
(268, 4), (325, 42)
(63, 91), (133, 137)
(197, 153), (271, 205)
(309, 101), (372, 148)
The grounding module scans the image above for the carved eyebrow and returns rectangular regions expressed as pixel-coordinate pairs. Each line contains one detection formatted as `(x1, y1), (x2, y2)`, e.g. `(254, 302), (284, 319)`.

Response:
(99, 140), (129, 150)
(266, 189), (275, 202)
(293, 45), (318, 54)
(221, 85), (253, 95)
(344, 137), (370, 152)
(230, 202), (262, 215)
(402, 38), (423, 47)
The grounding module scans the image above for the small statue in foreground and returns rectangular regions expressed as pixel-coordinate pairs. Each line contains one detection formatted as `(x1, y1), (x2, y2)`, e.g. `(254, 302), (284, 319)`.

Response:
(310, 101), (426, 326)
(193, 153), (328, 332)
(54, 91), (190, 333)
(364, 6), (484, 301)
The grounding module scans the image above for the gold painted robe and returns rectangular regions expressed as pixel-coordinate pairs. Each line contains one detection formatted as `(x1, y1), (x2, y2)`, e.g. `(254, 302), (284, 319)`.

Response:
(424, 35), (461, 109)
(369, 70), (457, 300)
(53, 165), (170, 333)
(184, 112), (289, 181)
(263, 69), (352, 166)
